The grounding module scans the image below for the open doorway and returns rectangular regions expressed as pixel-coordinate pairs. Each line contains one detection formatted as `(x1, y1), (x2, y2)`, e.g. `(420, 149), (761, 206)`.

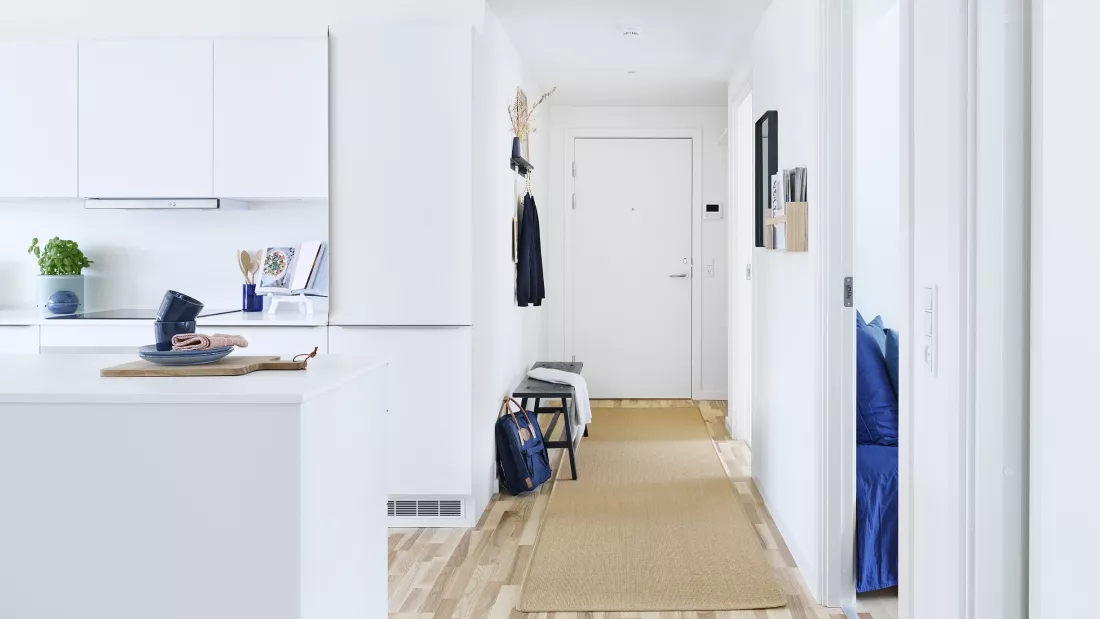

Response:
(852, 0), (901, 614)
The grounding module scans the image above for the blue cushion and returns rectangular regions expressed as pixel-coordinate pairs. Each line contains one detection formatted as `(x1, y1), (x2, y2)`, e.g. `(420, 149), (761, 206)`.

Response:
(857, 325), (899, 445)
(884, 329), (900, 397)
(863, 315), (888, 356)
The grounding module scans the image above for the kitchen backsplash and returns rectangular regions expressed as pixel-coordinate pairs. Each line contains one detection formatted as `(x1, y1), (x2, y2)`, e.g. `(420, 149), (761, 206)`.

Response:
(0, 200), (328, 310)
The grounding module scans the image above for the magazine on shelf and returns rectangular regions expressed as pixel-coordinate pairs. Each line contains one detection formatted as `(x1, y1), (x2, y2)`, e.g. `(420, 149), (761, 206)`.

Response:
(257, 241), (328, 297)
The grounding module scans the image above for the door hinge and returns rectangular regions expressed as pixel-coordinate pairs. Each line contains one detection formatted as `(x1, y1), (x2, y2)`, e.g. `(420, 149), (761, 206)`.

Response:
(745, 264), (752, 280)
(572, 193), (576, 210)
(572, 161), (576, 177)
(844, 276), (854, 307)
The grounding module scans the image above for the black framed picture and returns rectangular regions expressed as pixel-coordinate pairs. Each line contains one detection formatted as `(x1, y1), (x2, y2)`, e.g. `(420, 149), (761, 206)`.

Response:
(755, 110), (778, 248)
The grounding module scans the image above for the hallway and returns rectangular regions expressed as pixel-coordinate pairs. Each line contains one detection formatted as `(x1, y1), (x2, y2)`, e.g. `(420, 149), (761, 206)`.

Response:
(388, 401), (896, 618)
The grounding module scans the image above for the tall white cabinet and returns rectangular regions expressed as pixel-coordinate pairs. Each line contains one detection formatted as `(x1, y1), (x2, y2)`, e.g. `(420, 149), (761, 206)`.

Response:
(214, 38), (328, 199)
(78, 39), (214, 198)
(329, 24), (473, 327)
(328, 327), (472, 498)
(0, 40), (78, 198)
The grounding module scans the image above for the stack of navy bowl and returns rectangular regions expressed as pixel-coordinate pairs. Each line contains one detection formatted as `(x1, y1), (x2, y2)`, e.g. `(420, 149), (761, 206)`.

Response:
(153, 290), (203, 352)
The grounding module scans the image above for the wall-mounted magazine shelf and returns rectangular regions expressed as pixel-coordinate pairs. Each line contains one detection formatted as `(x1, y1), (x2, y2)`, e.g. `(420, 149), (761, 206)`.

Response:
(763, 202), (808, 252)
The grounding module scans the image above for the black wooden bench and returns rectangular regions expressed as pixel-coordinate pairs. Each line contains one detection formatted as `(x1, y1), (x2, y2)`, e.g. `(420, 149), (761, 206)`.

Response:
(512, 361), (588, 480)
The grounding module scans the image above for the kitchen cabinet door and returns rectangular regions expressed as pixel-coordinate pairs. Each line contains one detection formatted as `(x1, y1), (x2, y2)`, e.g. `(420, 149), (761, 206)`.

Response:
(0, 327), (40, 354)
(214, 38), (328, 199)
(79, 39), (213, 198)
(0, 40), (78, 198)
(329, 25), (472, 326)
(328, 326), (472, 497)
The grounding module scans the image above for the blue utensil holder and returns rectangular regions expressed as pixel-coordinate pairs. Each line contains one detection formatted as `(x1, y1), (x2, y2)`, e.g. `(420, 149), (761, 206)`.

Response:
(242, 284), (263, 312)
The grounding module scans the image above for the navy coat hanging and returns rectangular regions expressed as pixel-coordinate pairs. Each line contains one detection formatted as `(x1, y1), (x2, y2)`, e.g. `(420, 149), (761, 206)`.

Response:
(517, 192), (545, 307)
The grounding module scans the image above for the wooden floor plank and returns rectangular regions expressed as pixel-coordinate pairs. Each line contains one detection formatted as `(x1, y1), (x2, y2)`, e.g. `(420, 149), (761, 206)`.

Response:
(389, 401), (896, 618)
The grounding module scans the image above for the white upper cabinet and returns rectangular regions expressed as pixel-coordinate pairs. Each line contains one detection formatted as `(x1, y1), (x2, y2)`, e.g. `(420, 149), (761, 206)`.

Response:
(0, 40), (78, 198)
(214, 38), (328, 199)
(79, 39), (214, 198)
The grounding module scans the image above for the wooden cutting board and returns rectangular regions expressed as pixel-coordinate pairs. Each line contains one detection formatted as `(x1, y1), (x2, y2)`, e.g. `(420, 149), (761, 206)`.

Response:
(101, 356), (307, 377)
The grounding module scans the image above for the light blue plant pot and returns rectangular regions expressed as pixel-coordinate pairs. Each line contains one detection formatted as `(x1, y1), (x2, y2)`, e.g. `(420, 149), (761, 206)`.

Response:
(36, 275), (84, 315)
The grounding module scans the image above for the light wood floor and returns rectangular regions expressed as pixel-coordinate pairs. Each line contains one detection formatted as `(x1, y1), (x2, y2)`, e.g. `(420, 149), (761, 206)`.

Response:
(388, 400), (894, 618)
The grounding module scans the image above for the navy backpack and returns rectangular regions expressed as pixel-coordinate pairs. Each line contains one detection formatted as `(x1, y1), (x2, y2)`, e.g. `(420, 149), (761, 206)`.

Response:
(495, 398), (552, 495)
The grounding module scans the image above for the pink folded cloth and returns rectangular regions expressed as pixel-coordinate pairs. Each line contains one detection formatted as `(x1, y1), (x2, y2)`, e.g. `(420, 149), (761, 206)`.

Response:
(171, 333), (249, 351)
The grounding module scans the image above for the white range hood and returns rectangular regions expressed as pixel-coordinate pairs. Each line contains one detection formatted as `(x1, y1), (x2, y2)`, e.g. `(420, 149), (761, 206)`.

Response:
(83, 199), (248, 210)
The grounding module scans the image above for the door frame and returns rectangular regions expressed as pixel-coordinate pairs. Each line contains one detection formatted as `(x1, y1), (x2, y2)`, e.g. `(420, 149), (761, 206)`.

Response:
(563, 129), (704, 399)
(820, 0), (1028, 617)
(727, 82), (754, 443)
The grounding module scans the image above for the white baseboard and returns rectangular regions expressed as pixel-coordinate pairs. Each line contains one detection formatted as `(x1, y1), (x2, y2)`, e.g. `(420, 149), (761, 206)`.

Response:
(696, 390), (728, 401)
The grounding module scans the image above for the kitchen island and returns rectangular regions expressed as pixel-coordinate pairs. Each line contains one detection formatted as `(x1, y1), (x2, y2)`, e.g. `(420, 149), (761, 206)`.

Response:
(0, 354), (387, 619)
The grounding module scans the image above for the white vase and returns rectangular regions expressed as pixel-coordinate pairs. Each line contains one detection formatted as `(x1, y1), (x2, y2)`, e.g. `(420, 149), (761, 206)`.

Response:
(36, 275), (85, 315)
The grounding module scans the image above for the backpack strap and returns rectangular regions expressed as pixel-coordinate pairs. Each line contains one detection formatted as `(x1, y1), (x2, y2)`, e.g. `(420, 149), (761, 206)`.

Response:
(500, 397), (536, 444)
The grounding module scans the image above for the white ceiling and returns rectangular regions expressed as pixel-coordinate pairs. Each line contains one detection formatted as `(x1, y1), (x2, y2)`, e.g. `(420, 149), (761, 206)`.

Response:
(487, 0), (769, 107)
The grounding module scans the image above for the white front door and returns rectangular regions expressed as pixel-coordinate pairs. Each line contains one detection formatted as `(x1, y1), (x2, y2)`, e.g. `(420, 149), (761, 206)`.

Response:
(571, 137), (693, 399)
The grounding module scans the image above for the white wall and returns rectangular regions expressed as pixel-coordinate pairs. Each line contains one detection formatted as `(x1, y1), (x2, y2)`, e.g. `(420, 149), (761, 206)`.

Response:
(854, 1), (901, 325)
(1031, 1), (1100, 616)
(742, 0), (824, 601)
(0, 201), (325, 310)
(544, 106), (729, 399)
(470, 7), (548, 517)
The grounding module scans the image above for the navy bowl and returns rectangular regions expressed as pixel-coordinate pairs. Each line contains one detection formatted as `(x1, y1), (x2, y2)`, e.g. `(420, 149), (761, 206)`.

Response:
(156, 290), (204, 322)
(154, 320), (196, 352)
(46, 290), (80, 315)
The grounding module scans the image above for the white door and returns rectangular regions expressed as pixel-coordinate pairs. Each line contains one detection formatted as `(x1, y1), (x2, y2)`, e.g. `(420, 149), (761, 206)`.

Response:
(79, 39), (213, 198)
(571, 138), (693, 399)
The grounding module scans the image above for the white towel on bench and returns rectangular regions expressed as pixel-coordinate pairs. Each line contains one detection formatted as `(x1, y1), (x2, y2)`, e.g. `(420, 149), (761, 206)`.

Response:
(526, 367), (592, 441)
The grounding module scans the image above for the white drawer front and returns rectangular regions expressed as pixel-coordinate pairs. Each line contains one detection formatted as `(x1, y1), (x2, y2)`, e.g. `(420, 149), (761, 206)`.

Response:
(40, 324), (148, 352)
(223, 327), (327, 357)
(0, 326), (40, 354)
(39, 325), (327, 356)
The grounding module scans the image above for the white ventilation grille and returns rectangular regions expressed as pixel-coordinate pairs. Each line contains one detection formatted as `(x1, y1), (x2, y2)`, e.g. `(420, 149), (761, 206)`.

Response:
(387, 499), (464, 519)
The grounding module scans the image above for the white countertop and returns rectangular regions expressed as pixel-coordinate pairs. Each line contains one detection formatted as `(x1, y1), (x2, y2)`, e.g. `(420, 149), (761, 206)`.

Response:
(0, 309), (328, 327)
(0, 354), (384, 405)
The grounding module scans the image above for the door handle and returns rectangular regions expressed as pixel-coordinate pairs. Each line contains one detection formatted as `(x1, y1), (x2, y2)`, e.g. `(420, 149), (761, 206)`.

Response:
(669, 273), (690, 279)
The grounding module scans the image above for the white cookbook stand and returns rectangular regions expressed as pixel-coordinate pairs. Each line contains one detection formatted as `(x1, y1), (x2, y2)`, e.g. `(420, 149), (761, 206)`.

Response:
(263, 293), (315, 315)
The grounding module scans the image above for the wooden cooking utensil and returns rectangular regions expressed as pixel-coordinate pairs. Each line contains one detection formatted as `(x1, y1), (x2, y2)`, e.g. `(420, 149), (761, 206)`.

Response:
(239, 250), (253, 284)
(251, 250), (262, 283)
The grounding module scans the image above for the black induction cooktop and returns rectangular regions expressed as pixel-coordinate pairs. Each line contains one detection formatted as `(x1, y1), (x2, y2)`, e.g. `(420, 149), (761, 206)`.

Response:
(45, 309), (240, 320)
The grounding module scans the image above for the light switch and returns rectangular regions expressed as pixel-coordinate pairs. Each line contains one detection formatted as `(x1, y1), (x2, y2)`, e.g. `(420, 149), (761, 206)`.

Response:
(924, 285), (937, 376)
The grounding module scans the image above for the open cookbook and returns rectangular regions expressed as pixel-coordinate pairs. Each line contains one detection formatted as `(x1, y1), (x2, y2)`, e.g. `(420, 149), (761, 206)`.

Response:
(256, 241), (328, 296)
